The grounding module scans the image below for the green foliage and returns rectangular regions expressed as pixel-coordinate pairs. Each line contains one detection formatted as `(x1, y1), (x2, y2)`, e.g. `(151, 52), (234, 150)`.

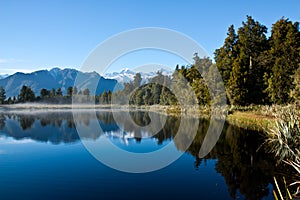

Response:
(263, 105), (300, 163)
(97, 90), (112, 104)
(51, 88), (56, 97)
(118, 55), (224, 107)
(264, 18), (300, 104)
(174, 55), (214, 106)
(227, 16), (269, 105)
(129, 82), (174, 106)
(40, 88), (51, 98)
(18, 85), (35, 102)
(67, 86), (73, 97)
(56, 88), (63, 96)
(0, 86), (6, 104)
(215, 16), (300, 106)
(291, 67), (300, 103)
(214, 25), (237, 87)
(133, 73), (142, 88)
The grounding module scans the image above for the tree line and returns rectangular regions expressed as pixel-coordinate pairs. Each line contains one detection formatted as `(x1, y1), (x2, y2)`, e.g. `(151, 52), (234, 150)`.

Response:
(0, 85), (113, 104)
(0, 16), (299, 106)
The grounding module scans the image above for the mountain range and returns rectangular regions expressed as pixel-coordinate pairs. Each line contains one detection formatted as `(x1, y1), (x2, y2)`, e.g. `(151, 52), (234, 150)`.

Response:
(0, 68), (120, 98)
(0, 67), (173, 98)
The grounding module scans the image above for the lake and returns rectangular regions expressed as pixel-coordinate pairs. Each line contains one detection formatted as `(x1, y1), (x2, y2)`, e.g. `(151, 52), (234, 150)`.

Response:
(0, 110), (275, 199)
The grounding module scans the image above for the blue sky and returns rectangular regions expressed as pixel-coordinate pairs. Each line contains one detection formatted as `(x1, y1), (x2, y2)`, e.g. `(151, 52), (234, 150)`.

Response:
(0, 0), (299, 75)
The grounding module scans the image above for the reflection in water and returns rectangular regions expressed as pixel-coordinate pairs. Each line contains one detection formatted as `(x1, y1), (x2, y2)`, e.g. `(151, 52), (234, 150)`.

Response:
(0, 111), (275, 199)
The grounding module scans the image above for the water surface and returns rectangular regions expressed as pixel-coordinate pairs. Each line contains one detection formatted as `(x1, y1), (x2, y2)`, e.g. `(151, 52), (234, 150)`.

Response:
(0, 111), (275, 200)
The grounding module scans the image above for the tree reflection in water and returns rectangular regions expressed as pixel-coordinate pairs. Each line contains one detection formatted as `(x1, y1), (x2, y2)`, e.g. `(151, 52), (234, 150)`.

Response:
(0, 111), (275, 199)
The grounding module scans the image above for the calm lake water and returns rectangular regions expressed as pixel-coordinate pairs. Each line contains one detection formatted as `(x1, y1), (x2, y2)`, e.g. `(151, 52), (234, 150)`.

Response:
(0, 110), (275, 200)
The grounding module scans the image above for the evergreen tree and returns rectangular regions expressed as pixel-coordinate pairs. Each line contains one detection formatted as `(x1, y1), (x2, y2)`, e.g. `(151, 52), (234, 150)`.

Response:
(100, 91), (108, 104)
(183, 55), (213, 105)
(214, 25), (237, 87)
(18, 85), (35, 102)
(67, 86), (73, 97)
(107, 90), (112, 104)
(227, 16), (268, 105)
(7, 97), (12, 104)
(51, 88), (56, 97)
(56, 88), (63, 96)
(171, 70), (197, 105)
(0, 87), (6, 104)
(291, 67), (300, 103)
(40, 88), (50, 98)
(265, 18), (300, 104)
(152, 84), (161, 104)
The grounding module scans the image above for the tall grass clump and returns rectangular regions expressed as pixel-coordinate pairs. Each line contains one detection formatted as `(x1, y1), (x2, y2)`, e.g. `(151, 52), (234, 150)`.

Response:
(262, 105), (300, 199)
(263, 105), (300, 162)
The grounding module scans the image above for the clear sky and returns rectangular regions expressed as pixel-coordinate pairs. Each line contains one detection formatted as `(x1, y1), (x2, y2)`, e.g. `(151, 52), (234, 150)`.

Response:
(0, 0), (299, 75)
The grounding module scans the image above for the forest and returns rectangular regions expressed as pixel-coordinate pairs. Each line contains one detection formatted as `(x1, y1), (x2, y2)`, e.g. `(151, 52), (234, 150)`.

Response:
(116, 16), (300, 107)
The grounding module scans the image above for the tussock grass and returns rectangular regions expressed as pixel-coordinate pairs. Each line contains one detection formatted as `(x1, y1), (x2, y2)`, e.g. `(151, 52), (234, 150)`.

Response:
(263, 105), (300, 162)
(261, 105), (300, 199)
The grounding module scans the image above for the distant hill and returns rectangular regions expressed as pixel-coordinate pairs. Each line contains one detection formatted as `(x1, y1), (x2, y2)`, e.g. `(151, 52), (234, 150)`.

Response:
(0, 68), (121, 98)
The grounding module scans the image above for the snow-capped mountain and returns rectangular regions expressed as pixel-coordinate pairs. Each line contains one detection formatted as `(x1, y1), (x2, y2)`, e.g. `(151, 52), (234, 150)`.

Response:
(104, 67), (173, 83)
(104, 68), (136, 83)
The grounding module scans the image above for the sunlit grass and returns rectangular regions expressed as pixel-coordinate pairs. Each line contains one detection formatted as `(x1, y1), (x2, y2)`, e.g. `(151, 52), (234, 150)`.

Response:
(260, 105), (300, 199)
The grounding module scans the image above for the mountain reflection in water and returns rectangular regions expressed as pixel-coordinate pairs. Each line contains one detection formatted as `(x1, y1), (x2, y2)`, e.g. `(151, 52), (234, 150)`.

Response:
(0, 111), (275, 199)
